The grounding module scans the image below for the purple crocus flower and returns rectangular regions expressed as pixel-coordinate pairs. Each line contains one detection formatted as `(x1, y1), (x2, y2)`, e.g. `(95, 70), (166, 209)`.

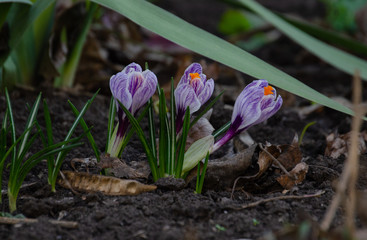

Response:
(211, 79), (282, 152)
(108, 62), (158, 157)
(174, 63), (214, 132)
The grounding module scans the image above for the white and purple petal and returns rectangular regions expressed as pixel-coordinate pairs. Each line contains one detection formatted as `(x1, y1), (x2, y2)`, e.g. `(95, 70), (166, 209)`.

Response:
(175, 84), (201, 115)
(178, 62), (203, 85)
(197, 78), (214, 105)
(130, 70), (158, 115)
(212, 79), (282, 153)
(122, 62), (142, 74)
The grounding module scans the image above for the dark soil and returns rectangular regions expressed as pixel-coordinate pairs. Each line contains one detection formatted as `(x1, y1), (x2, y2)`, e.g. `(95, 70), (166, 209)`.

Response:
(1, 1), (367, 239)
(1, 73), (366, 239)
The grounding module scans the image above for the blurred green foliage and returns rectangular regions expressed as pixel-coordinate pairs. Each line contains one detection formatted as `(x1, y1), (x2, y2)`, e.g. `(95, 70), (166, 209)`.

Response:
(321, 0), (367, 32)
(218, 9), (251, 35)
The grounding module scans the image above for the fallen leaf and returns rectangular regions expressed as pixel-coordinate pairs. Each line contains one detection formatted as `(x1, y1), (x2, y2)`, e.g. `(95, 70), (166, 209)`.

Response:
(277, 145), (303, 171)
(202, 144), (257, 189)
(249, 144), (279, 179)
(98, 155), (150, 179)
(58, 171), (156, 195)
(325, 131), (367, 159)
(276, 162), (309, 189)
(248, 135), (302, 180)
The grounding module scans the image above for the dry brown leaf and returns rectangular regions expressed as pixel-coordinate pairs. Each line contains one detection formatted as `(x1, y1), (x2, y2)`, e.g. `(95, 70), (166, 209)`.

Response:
(98, 155), (150, 179)
(325, 131), (367, 159)
(58, 171), (156, 195)
(249, 135), (302, 180)
(202, 144), (257, 189)
(276, 162), (309, 189)
(250, 145), (279, 179)
(277, 145), (303, 171)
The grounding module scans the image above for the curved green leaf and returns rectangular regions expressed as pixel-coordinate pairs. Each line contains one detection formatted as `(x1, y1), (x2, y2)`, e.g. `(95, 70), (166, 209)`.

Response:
(91, 0), (354, 117)
(238, 0), (367, 80)
(0, 0), (32, 4)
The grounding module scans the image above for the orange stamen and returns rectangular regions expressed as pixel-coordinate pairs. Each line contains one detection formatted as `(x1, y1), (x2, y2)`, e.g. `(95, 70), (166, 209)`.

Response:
(189, 73), (200, 80)
(264, 85), (274, 95)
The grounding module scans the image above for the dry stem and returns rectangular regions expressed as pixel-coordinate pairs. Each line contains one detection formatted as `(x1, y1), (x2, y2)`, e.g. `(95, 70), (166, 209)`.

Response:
(0, 217), (78, 229)
(228, 190), (325, 210)
(259, 143), (292, 178)
(321, 70), (366, 234)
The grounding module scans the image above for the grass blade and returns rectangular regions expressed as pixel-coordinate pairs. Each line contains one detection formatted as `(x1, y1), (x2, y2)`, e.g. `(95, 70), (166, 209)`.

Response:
(53, 2), (97, 87)
(213, 121), (231, 138)
(4, 88), (16, 172)
(106, 97), (116, 151)
(118, 102), (151, 158)
(147, 98), (157, 159)
(195, 152), (209, 194)
(68, 100), (100, 162)
(51, 90), (99, 189)
(42, 99), (55, 175)
(175, 107), (190, 178)
(158, 87), (168, 176)
(92, 0), (356, 117)
(17, 92), (41, 158)
(117, 100), (158, 181)
(169, 79), (176, 175)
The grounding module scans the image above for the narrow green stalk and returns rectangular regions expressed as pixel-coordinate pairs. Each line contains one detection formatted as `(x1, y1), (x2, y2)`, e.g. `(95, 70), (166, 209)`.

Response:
(68, 100), (100, 162)
(5, 89), (17, 179)
(42, 100), (55, 182)
(299, 121), (316, 146)
(106, 97), (116, 151)
(8, 192), (17, 213)
(50, 90), (99, 191)
(213, 121), (231, 138)
(117, 100), (158, 181)
(0, 109), (8, 203)
(158, 87), (168, 177)
(175, 107), (190, 178)
(54, 2), (97, 87)
(118, 103), (151, 158)
(169, 78), (176, 175)
(195, 152), (209, 194)
(17, 93), (42, 158)
(148, 98), (157, 159)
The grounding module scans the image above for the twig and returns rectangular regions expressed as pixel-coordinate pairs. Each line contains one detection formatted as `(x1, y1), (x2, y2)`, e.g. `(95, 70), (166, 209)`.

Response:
(321, 70), (367, 233)
(0, 217), (78, 229)
(227, 190), (325, 210)
(259, 143), (292, 178)
(230, 143), (294, 199)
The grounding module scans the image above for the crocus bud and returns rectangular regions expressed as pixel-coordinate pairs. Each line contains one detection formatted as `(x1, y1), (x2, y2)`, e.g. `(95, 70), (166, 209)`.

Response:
(108, 63), (158, 157)
(211, 79), (282, 153)
(174, 63), (214, 132)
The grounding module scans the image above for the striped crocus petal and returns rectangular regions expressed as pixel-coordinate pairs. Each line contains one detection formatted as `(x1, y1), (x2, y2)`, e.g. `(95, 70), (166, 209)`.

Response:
(175, 62), (215, 132)
(211, 80), (282, 153)
(174, 84), (201, 132)
(129, 70), (158, 116)
(107, 62), (158, 157)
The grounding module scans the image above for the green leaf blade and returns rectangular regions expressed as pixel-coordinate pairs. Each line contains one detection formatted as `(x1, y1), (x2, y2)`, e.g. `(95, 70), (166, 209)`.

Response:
(91, 0), (355, 118)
